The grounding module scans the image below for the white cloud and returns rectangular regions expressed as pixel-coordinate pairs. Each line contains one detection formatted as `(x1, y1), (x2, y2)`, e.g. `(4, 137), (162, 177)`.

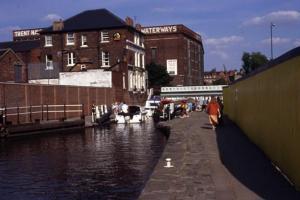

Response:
(261, 37), (291, 45)
(205, 35), (244, 46)
(243, 10), (300, 26)
(43, 14), (62, 21)
(294, 39), (300, 47)
(209, 50), (229, 60)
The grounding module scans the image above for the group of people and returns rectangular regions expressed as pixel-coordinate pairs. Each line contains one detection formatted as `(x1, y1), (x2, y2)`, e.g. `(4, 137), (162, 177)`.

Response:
(112, 102), (128, 115)
(206, 96), (224, 130)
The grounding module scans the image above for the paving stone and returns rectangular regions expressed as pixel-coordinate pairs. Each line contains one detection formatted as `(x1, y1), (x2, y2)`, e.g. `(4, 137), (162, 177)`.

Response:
(139, 112), (300, 200)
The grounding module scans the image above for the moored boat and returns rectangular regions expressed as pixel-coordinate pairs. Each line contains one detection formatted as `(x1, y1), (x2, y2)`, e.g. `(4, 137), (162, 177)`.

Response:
(115, 105), (147, 124)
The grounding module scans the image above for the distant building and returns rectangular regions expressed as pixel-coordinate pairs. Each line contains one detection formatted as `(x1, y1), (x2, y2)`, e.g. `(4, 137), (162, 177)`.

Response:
(38, 9), (146, 93)
(141, 25), (204, 86)
(204, 70), (242, 85)
(0, 48), (26, 82)
(0, 39), (41, 82)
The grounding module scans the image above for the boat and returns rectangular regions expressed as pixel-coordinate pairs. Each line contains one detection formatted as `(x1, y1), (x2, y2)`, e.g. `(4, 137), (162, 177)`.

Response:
(93, 104), (112, 126)
(144, 95), (161, 117)
(115, 105), (147, 124)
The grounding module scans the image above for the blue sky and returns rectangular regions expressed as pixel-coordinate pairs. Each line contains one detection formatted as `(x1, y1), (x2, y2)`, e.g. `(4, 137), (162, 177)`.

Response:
(0, 0), (299, 71)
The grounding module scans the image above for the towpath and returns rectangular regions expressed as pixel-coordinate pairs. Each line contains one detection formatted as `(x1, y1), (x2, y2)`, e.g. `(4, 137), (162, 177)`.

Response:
(139, 111), (300, 200)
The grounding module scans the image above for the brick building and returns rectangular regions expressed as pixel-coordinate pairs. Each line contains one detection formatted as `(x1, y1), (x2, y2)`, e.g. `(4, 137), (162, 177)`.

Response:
(141, 25), (204, 86)
(39, 9), (146, 93)
(203, 70), (242, 85)
(0, 48), (26, 82)
(0, 39), (41, 82)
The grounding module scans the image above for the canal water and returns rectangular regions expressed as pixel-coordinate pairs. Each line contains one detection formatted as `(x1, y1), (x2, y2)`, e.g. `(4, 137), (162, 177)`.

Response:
(0, 121), (167, 200)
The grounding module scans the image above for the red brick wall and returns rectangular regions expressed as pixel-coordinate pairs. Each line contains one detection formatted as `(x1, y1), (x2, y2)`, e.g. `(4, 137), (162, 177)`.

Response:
(0, 83), (113, 123)
(0, 82), (146, 124)
(0, 51), (26, 82)
(41, 28), (136, 72)
(143, 26), (204, 86)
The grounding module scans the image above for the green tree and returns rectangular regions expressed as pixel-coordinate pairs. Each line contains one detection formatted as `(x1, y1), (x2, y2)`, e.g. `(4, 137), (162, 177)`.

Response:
(146, 62), (173, 87)
(242, 52), (269, 74)
(213, 78), (227, 85)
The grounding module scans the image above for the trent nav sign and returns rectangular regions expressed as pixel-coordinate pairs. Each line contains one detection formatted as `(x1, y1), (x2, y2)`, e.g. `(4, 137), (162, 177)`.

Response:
(141, 26), (177, 34)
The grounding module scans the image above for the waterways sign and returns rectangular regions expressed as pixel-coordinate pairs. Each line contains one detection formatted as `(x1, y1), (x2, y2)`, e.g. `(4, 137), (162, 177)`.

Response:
(141, 26), (177, 34)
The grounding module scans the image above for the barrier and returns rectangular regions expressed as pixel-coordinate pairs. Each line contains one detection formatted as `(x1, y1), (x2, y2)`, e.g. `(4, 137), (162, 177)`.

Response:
(223, 47), (300, 190)
(0, 104), (84, 125)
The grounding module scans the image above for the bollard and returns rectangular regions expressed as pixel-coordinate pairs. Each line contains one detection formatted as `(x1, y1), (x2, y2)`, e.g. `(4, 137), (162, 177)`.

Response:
(164, 158), (174, 168)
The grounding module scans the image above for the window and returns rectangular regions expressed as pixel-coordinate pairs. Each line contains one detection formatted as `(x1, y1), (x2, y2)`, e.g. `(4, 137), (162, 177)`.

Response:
(151, 48), (157, 62)
(81, 35), (87, 47)
(67, 52), (76, 66)
(141, 36), (144, 47)
(45, 55), (53, 70)
(141, 54), (145, 68)
(45, 35), (52, 47)
(66, 33), (75, 45)
(101, 32), (109, 43)
(101, 51), (110, 67)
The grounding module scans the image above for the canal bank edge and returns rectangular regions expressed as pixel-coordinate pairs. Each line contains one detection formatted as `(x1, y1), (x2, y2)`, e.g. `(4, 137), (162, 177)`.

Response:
(139, 112), (259, 200)
(139, 112), (224, 199)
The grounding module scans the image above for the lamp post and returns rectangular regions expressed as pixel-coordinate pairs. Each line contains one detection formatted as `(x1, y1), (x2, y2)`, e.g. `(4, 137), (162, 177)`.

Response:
(270, 22), (276, 60)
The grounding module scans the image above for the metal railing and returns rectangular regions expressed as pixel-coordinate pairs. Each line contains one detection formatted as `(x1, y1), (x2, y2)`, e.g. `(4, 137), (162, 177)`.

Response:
(0, 104), (84, 125)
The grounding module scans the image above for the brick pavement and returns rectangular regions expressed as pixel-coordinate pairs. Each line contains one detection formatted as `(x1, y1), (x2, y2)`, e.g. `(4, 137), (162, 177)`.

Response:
(139, 111), (300, 200)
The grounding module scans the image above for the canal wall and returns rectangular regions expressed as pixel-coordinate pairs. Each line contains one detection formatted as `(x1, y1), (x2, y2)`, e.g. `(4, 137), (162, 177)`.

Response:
(223, 47), (300, 189)
(0, 82), (114, 123)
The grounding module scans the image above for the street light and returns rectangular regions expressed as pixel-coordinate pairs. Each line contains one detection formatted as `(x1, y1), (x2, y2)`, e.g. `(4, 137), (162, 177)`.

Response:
(270, 22), (276, 60)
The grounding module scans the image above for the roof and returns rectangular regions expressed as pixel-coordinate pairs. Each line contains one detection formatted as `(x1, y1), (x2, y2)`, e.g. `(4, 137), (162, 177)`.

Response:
(0, 40), (40, 52)
(0, 49), (7, 57)
(0, 48), (25, 65)
(42, 9), (128, 33)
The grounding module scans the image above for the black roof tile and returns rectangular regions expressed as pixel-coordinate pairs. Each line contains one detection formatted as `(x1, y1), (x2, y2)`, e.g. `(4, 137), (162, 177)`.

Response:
(0, 40), (40, 52)
(42, 9), (128, 33)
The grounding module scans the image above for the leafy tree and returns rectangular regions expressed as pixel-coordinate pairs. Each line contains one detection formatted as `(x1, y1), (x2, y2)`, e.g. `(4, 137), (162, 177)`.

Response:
(242, 52), (268, 74)
(213, 78), (227, 85)
(146, 62), (173, 88)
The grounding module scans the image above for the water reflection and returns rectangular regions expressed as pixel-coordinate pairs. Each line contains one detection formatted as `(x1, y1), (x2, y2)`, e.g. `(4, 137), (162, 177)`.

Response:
(0, 121), (167, 200)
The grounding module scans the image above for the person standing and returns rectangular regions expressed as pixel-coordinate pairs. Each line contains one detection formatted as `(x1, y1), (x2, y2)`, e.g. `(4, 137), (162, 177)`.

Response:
(206, 96), (220, 130)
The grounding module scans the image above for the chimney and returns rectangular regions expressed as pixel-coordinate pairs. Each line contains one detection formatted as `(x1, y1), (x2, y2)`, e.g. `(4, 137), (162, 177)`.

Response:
(135, 23), (142, 31)
(125, 17), (134, 27)
(53, 20), (64, 31)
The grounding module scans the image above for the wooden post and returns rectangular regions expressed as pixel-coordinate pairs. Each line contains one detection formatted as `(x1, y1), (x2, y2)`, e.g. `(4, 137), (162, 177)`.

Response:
(41, 104), (44, 121)
(46, 105), (49, 121)
(29, 105), (32, 122)
(64, 104), (66, 120)
(81, 104), (84, 120)
(17, 106), (20, 124)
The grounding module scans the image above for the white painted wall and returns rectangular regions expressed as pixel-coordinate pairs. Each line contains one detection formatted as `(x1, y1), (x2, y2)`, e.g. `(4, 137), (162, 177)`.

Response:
(59, 69), (112, 87)
(29, 79), (59, 85)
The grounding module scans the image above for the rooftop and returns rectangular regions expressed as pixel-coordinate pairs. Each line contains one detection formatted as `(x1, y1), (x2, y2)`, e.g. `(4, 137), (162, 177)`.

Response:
(0, 40), (40, 52)
(42, 9), (128, 33)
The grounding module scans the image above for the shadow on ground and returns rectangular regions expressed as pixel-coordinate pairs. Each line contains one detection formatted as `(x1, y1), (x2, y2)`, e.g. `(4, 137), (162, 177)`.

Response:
(215, 116), (300, 199)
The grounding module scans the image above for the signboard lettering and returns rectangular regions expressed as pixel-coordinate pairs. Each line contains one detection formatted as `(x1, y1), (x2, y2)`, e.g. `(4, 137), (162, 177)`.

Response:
(141, 26), (177, 34)
(13, 29), (42, 38)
